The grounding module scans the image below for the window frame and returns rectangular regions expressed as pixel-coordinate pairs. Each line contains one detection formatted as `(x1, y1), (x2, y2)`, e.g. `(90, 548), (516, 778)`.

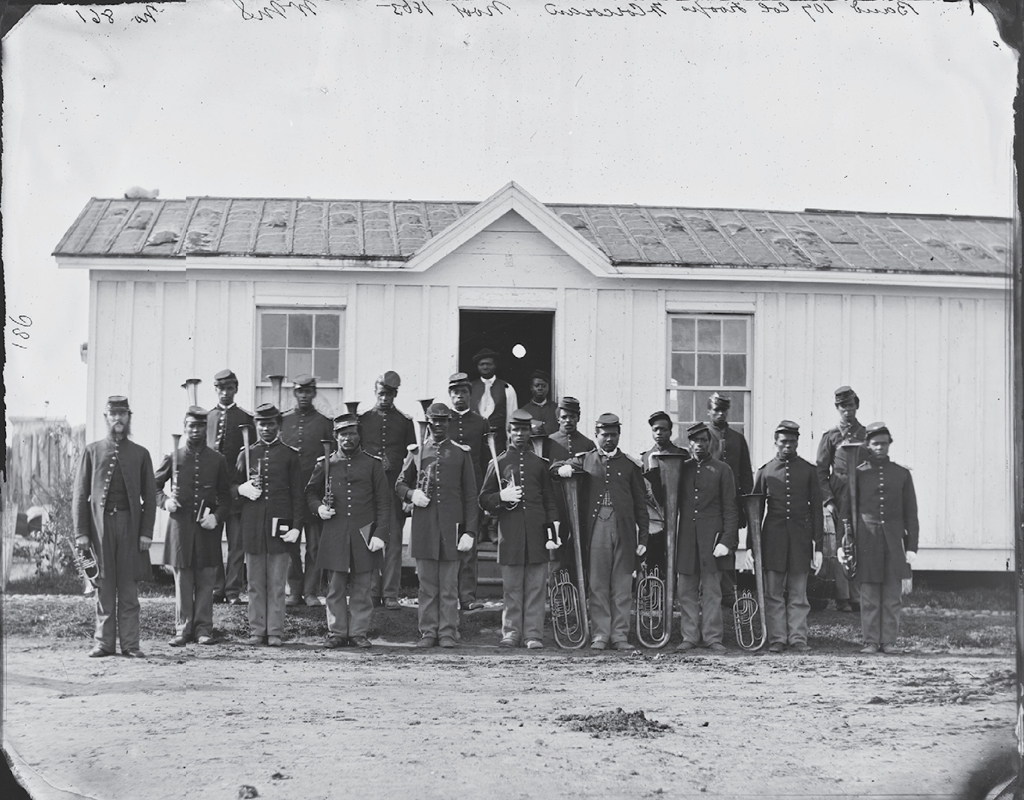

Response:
(255, 306), (346, 387)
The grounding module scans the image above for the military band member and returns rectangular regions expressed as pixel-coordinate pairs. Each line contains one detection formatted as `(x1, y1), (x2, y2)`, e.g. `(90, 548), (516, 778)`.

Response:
(752, 421), (824, 653)
(359, 370), (417, 610)
(842, 423), (919, 655)
(470, 348), (518, 456)
(554, 413), (649, 650)
(207, 369), (255, 605)
(448, 372), (489, 611)
(479, 410), (560, 648)
(816, 385), (866, 612)
(397, 403), (479, 648)
(307, 414), (391, 649)
(546, 396), (596, 462)
(156, 407), (232, 646)
(235, 403), (303, 646)
(675, 422), (738, 653)
(73, 396), (156, 658)
(640, 411), (690, 575)
(517, 370), (558, 436)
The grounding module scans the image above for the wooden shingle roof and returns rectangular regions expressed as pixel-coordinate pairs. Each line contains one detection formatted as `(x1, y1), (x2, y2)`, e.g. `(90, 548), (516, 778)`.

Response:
(54, 196), (1011, 277)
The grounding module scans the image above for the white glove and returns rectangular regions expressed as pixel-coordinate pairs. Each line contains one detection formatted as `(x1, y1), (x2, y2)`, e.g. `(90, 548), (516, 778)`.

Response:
(837, 547), (845, 563)
(545, 521), (562, 550)
(557, 465), (573, 479)
(737, 549), (754, 572)
(200, 513), (219, 530)
(499, 484), (523, 503)
(139, 536), (152, 552)
(164, 498), (180, 513)
(905, 550), (917, 565)
(238, 481), (261, 501)
(281, 528), (301, 544)
(712, 543), (729, 558)
(457, 533), (475, 552)
(318, 504), (336, 520)
(76, 535), (91, 550)
(368, 536), (386, 553)
(411, 489), (431, 508)
(635, 544), (647, 557)
(812, 551), (823, 573)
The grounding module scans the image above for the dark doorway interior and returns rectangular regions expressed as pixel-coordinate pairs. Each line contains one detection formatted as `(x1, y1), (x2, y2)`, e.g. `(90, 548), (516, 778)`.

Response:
(459, 310), (554, 404)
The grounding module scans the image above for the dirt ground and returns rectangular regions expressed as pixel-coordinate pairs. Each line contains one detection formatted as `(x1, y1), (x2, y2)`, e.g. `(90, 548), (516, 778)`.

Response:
(2, 601), (1017, 800)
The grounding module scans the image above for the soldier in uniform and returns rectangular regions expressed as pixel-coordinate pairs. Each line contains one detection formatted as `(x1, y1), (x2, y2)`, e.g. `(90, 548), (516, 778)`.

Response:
(359, 370), (417, 610)
(546, 396), (595, 462)
(396, 403), (479, 648)
(640, 411), (690, 578)
(706, 393), (753, 608)
(843, 423), (918, 654)
(73, 396), (156, 658)
(517, 370), (558, 436)
(156, 407), (232, 646)
(448, 372), (489, 611)
(280, 374), (335, 607)
(752, 421), (824, 653)
(235, 403), (303, 646)
(207, 369), (254, 605)
(816, 385), (866, 612)
(307, 413), (391, 649)
(553, 413), (649, 650)
(470, 348), (519, 456)
(479, 410), (560, 649)
(675, 422), (738, 653)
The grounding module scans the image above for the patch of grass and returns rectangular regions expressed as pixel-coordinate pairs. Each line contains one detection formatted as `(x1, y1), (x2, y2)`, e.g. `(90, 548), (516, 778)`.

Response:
(905, 573), (1014, 612)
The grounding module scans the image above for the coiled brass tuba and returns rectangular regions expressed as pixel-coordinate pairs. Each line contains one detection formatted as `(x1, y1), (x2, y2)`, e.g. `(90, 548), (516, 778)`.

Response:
(734, 493), (768, 651)
(550, 470), (589, 648)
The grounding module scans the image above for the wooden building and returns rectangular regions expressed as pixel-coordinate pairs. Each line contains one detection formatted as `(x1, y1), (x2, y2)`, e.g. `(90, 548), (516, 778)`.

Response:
(54, 182), (1013, 571)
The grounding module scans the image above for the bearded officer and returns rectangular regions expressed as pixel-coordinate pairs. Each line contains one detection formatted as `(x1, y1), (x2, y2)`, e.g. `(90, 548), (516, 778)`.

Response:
(359, 370), (417, 610)
(307, 413), (391, 649)
(156, 407), (232, 646)
(752, 421), (824, 653)
(73, 396), (156, 658)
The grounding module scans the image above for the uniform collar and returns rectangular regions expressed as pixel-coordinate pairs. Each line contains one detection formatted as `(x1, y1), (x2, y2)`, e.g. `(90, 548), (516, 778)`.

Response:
(218, 403), (236, 411)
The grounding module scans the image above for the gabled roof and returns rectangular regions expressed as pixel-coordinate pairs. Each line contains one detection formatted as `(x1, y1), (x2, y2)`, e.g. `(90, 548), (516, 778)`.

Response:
(53, 187), (1012, 277)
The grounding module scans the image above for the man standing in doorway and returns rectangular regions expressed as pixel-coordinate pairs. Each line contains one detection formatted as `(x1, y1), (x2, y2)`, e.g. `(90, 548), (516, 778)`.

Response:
(359, 370), (417, 610)
(470, 348), (519, 456)
(73, 396), (156, 658)
(518, 370), (558, 436)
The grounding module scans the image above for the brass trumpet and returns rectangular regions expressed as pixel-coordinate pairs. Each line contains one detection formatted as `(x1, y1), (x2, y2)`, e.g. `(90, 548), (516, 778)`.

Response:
(735, 493), (768, 651)
(550, 469), (589, 649)
(635, 451), (686, 648)
(182, 378), (201, 407)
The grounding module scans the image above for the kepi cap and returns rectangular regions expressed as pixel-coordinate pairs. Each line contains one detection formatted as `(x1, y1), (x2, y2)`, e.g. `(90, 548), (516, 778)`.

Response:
(375, 371), (401, 391)
(530, 370), (551, 384)
(775, 419), (800, 436)
(254, 403), (283, 421)
(185, 406), (209, 421)
(557, 396), (581, 415)
(447, 372), (472, 390)
(687, 421), (711, 440)
(835, 386), (858, 404)
(292, 374), (317, 389)
(213, 369), (238, 385)
(509, 409), (534, 429)
(595, 413), (620, 430)
(106, 396), (130, 411)
(648, 411), (672, 427)
(865, 421), (891, 441)
(333, 414), (359, 432)
(472, 348), (500, 364)
(708, 392), (731, 411)
(426, 402), (452, 419)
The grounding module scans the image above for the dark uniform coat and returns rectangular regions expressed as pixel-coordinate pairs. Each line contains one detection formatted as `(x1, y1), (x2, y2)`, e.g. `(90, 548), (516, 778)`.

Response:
(155, 443), (232, 569)
(844, 457), (919, 583)
(207, 403), (254, 515)
(518, 400), (558, 436)
(816, 420), (867, 517)
(547, 430), (596, 463)
(709, 423), (753, 527)
(675, 456), (738, 576)
(449, 407), (489, 486)
(73, 436), (156, 581)
(305, 450), (392, 574)
(397, 438), (480, 562)
(359, 406), (417, 476)
(640, 443), (690, 510)
(479, 447), (559, 565)
(234, 439), (304, 555)
(752, 455), (823, 574)
(281, 407), (335, 525)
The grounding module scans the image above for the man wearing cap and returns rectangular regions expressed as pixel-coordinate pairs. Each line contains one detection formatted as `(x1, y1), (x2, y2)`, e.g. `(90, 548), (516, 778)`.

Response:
(554, 413), (649, 650)
(640, 412), (690, 578)
(517, 370), (558, 436)
(470, 348), (519, 456)
(843, 423), (918, 655)
(547, 397), (596, 462)
(306, 414), (391, 649)
(479, 410), (561, 649)
(448, 372), (489, 611)
(752, 421), (824, 653)
(816, 386), (867, 613)
(359, 370), (417, 611)
(156, 407), (232, 647)
(706, 393), (753, 609)
(280, 374), (335, 607)
(73, 396), (157, 658)
(235, 403), (304, 646)
(675, 422), (739, 653)
(396, 403), (479, 648)
(207, 369), (255, 605)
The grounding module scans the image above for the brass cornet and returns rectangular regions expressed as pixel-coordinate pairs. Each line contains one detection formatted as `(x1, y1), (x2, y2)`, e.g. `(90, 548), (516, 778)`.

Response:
(241, 424), (261, 492)
(267, 374), (285, 411)
(182, 378), (201, 408)
(321, 439), (334, 508)
(73, 544), (101, 593)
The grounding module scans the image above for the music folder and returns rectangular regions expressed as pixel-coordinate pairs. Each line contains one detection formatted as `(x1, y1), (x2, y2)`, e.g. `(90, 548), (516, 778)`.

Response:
(359, 523), (376, 546)
(195, 502), (210, 524)
(271, 518), (293, 538)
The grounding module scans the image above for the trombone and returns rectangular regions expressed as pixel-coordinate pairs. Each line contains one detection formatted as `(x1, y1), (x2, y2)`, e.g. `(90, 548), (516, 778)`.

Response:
(735, 492), (768, 652)
(635, 451), (686, 649)
(550, 469), (589, 649)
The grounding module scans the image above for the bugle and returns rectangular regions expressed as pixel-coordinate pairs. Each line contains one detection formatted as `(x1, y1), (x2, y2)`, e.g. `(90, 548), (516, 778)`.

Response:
(170, 433), (182, 502)
(321, 439), (334, 508)
(735, 493), (768, 651)
(267, 374), (285, 410)
(550, 470), (589, 648)
(636, 451), (686, 649)
(838, 442), (861, 579)
(182, 378), (201, 407)
(486, 430), (519, 509)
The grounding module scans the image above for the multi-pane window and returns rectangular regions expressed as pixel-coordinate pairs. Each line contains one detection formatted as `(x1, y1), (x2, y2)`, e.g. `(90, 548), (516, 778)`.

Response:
(258, 309), (344, 385)
(668, 315), (751, 436)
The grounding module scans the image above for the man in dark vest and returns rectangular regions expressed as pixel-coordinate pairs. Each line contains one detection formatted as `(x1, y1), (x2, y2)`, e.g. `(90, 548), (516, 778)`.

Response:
(73, 396), (156, 658)
(207, 368), (254, 605)
(517, 370), (558, 436)
(470, 348), (518, 456)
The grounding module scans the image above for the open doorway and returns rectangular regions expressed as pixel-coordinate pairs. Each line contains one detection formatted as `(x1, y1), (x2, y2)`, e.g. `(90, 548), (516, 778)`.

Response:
(458, 310), (554, 403)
